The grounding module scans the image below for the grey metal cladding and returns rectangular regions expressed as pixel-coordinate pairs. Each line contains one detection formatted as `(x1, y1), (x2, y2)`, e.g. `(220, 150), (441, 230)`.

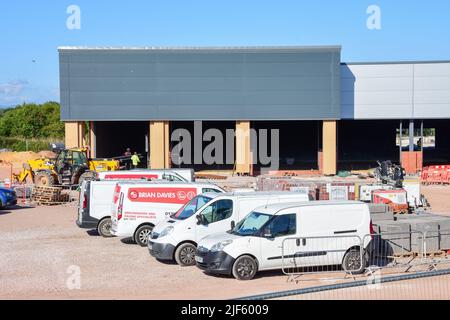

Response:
(59, 47), (341, 121)
(341, 62), (450, 120)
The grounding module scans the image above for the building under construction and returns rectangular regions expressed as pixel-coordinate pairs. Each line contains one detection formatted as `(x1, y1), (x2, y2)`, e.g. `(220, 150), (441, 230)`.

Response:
(59, 46), (450, 175)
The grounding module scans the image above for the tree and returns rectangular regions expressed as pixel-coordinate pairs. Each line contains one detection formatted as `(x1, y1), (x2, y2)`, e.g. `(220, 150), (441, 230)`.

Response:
(0, 101), (64, 139)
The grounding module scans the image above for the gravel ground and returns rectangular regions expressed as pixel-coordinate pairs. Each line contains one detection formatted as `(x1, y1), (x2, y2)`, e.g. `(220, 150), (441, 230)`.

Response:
(1, 184), (450, 300)
(0, 204), (304, 300)
(421, 185), (450, 216)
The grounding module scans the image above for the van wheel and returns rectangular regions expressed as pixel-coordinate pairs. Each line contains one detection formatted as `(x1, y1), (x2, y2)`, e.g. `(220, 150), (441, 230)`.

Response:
(232, 255), (258, 280)
(342, 248), (366, 275)
(134, 225), (153, 247)
(175, 243), (197, 266)
(97, 218), (113, 237)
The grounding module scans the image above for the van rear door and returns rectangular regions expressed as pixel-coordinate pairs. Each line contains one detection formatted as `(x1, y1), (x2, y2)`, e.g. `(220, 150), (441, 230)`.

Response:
(90, 182), (115, 221)
(295, 204), (365, 268)
(77, 181), (91, 227)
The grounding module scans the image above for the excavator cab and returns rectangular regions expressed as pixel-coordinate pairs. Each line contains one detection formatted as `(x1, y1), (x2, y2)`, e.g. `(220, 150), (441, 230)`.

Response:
(54, 149), (89, 185)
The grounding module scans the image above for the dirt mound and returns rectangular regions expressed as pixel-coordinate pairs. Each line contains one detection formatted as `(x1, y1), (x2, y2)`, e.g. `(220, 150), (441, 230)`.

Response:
(0, 151), (56, 176)
(37, 151), (57, 159)
(0, 152), (39, 163)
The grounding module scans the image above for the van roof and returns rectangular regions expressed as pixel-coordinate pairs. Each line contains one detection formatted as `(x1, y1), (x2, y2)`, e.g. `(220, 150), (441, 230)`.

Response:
(254, 200), (366, 215)
(101, 169), (191, 173)
(116, 181), (217, 187)
(202, 191), (308, 199)
(91, 179), (168, 184)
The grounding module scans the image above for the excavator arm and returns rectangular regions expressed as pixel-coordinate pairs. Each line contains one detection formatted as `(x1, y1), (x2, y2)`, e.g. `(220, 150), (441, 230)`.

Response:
(14, 169), (32, 184)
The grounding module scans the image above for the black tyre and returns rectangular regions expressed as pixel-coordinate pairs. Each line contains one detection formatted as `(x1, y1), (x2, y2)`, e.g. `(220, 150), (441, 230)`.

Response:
(175, 243), (197, 266)
(232, 255), (258, 280)
(342, 248), (367, 274)
(35, 171), (55, 187)
(97, 218), (113, 237)
(134, 225), (153, 247)
(78, 171), (96, 186)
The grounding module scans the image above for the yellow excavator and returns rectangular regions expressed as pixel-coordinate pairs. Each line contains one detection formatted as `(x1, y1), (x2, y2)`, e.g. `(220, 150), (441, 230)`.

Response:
(14, 147), (120, 187)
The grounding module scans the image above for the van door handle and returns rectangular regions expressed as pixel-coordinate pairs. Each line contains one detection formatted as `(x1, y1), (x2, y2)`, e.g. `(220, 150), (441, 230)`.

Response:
(296, 238), (306, 246)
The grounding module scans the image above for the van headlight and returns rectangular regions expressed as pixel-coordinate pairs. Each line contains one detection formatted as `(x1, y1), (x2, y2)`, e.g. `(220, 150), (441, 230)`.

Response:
(159, 226), (174, 238)
(210, 240), (233, 252)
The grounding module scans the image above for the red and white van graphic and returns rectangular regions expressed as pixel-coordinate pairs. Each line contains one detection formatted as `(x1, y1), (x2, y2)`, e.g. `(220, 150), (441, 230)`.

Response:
(113, 184), (122, 204)
(129, 190), (139, 200)
(127, 187), (197, 204)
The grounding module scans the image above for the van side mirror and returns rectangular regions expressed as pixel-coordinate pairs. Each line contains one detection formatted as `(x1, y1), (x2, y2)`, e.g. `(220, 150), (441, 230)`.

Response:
(230, 220), (236, 230)
(196, 214), (205, 225)
(263, 233), (273, 239)
(261, 227), (274, 239)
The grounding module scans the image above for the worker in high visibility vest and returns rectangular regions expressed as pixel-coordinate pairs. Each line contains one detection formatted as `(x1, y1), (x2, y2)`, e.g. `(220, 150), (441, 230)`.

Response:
(131, 152), (140, 169)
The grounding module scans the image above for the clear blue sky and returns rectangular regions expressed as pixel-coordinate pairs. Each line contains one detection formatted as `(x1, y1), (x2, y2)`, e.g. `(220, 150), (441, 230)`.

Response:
(1, 0), (450, 107)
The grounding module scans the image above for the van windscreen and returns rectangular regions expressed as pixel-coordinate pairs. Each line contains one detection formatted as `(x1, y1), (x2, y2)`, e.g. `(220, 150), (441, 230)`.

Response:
(172, 195), (212, 220)
(231, 211), (272, 236)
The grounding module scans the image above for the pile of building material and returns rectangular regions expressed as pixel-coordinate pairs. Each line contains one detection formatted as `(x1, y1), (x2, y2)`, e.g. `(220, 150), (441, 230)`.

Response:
(371, 208), (450, 256)
(421, 165), (450, 185)
(31, 186), (70, 205)
(195, 173), (228, 180)
(257, 176), (426, 210)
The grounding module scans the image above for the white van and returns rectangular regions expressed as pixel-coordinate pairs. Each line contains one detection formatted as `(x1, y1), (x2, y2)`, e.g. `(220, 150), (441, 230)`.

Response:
(111, 181), (225, 246)
(149, 191), (311, 266)
(77, 179), (157, 237)
(77, 169), (196, 236)
(195, 201), (373, 280)
(77, 180), (120, 236)
(96, 169), (194, 182)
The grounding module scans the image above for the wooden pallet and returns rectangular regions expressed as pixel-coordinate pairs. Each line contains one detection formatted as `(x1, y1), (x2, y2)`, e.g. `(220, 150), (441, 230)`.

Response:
(33, 186), (62, 192)
(424, 251), (448, 258)
(32, 186), (70, 205)
(392, 251), (449, 259)
(393, 252), (418, 258)
(195, 173), (228, 180)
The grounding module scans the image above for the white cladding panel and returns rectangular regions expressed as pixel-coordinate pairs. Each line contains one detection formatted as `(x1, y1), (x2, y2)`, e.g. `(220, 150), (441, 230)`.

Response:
(341, 62), (450, 119)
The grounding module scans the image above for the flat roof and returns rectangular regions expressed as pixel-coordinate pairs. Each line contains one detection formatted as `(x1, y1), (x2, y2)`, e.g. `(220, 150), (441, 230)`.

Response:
(342, 60), (450, 65)
(57, 46), (447, 64)
(57, 45), (342, 53)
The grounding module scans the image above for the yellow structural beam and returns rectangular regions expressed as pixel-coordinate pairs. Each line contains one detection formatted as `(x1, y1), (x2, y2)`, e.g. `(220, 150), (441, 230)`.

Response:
(322, 120), (337, 176)
(150, 121), (170, 169)
(65, 121), (82, 149)
(88, 121), (96, 158)
(235, 121), (251, 175)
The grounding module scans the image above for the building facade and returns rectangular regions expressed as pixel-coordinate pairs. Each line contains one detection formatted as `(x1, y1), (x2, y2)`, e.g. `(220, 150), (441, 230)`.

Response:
(59, 46), (450, 174)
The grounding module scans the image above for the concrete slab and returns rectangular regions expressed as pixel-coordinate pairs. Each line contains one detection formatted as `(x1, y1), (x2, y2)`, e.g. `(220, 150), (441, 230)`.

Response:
(377, 222), (412, 254)
(438, 220), (450, 250)
(409, 219), (440, 253)
(369, 204), (394, 222)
